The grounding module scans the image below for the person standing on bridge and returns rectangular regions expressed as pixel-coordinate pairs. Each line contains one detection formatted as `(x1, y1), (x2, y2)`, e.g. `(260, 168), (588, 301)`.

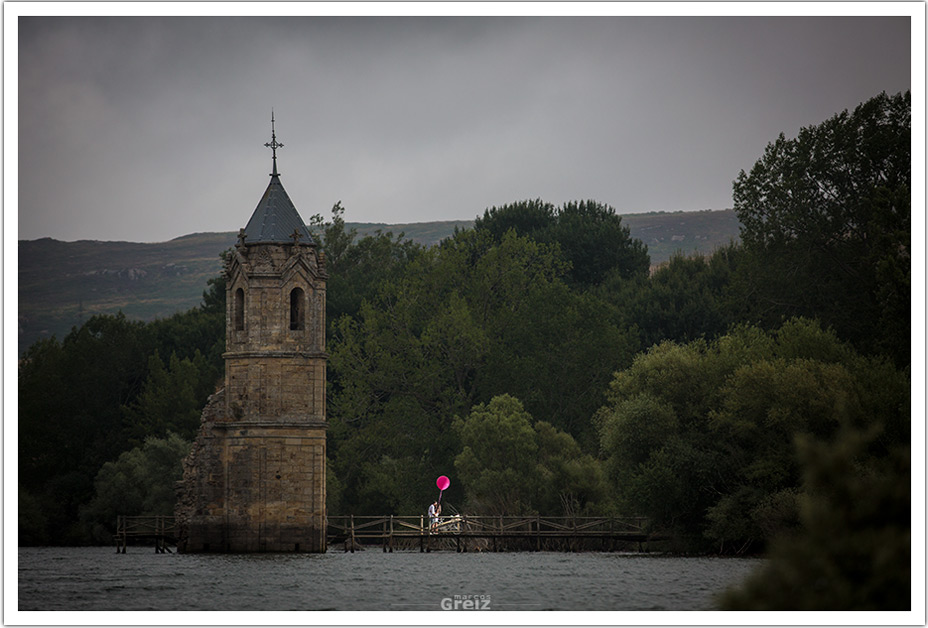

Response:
(428, 501), (441, 531)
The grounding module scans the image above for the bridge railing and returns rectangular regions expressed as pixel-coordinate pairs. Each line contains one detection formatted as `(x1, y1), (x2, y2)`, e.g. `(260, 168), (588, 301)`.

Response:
(326, 514), (650, 538)
(114, 515), (176, 553)
(116, 515), (176, 537)
(326, 514), (655, 553)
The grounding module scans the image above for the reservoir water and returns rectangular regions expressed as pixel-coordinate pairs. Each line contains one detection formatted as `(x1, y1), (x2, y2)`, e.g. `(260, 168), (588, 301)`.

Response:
(17, 546), (763, 614)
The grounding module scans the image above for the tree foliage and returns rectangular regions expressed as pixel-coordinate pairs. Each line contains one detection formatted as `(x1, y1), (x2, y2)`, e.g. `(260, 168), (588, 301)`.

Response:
(18, 274), (224, 545)
(122, 350), (211, 444)
(453, 395), (539, 515)
(602, 244), (743, 348)
(733, 90), (910, 365)
(454, 395), (608, 516)
(327, 227), (637, 514)
(311, 202), (424, 340)
(718, 426), (910, 609)
(79, 433), (192, 544)
(475, 199), (650, 286)
(597, 319), (908, 553)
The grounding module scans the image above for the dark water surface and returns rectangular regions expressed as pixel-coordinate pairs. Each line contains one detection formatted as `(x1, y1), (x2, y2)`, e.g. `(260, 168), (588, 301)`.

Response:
(18, 546), (763, 612)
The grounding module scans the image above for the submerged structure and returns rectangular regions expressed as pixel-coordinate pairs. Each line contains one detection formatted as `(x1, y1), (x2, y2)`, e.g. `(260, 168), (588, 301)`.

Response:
(176, 117), (328, 552)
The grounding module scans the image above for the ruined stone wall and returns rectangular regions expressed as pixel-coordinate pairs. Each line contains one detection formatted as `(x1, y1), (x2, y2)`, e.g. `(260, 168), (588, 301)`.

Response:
(175, 389), (327, 553)
(175, 390), (226, 553)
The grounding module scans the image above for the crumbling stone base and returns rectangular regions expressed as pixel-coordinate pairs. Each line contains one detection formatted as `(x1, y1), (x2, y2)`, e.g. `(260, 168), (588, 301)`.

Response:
(175, 389), (327, 553)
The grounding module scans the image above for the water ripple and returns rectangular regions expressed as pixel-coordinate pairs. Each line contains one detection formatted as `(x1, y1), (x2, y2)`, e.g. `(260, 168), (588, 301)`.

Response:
(18, 546), (763, 612)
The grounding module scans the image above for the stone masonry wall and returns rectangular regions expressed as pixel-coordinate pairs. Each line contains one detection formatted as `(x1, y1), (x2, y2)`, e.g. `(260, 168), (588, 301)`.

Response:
(175, 389), (327, 553)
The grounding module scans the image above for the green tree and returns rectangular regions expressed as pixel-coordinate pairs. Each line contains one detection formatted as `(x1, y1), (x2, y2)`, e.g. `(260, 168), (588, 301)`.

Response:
(309, 202), (424, 341)
(327, 224), (634, 514)
(534, 421), (608, 516)
(732, 90), (910, 364)
(454, 395), (609, 516)
(18, 271), (227, 544)
(310, 201), (356, 270)
(548, 200), (650, 285)
(327, 231), (566, 514)
(122, 350), (207, 444)
(473, 198), (556, 240)
(478, 282), (637, 449)
(604, 244), (742, 349)
(19, 313), (152, 543)
(474, 199), (650, 287)
(80, 433), (192, 544)
(453, 395), (539, 516)
(597, 318), (908, 553)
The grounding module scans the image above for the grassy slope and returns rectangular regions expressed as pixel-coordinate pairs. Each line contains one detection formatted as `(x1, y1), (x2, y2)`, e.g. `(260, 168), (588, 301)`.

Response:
(18, 210), (740, 354)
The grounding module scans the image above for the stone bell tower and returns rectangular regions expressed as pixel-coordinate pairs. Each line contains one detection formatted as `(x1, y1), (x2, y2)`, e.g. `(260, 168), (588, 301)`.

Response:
(176, 115), (328, 552)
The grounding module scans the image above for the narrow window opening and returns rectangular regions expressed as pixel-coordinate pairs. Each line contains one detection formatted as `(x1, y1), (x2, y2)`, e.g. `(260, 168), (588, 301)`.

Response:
(290, 287), (305, 331)
(233, 288), (245, 331)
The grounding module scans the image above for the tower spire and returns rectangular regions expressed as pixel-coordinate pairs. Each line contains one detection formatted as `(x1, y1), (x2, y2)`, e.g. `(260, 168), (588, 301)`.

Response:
(265, 110), (284, 177)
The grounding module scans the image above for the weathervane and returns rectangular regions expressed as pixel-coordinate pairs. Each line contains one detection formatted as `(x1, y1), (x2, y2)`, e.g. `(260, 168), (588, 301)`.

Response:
(265, 110), (284, 176)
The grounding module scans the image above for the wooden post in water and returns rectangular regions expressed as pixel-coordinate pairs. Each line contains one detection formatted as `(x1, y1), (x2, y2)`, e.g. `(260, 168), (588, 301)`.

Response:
(389, 515), (394, 553)
(419, 515), (425, 553)
(426, 514), (432, 553)
(382, 518), (387, 553)
(535, 515), (541, 552)
(349, 515), (356, 554)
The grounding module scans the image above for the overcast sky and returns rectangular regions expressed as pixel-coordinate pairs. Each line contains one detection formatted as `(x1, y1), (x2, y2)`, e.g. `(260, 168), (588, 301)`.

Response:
(16, 11), (913, 243)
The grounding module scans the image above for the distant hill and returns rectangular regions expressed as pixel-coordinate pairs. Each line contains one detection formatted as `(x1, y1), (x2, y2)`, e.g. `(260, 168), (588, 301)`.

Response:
(18, 210), (740, 354)
(621, 209), (741, 266)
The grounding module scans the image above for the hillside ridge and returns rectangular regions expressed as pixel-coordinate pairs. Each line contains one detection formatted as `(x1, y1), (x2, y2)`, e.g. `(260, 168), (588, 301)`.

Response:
(19, 209), (741, 353)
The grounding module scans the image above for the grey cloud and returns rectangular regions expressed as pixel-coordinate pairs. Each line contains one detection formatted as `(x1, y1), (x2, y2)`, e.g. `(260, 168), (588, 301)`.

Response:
(18, 16), (911, 242)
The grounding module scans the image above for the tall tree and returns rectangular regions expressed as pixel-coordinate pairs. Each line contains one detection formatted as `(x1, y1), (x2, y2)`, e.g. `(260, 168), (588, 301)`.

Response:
(327, 231), (564, 514)
(474, 199), (556, 241)
(473, 199), (650, 287)
(732, 90), (910, 364)
(453, 394), (539, 516)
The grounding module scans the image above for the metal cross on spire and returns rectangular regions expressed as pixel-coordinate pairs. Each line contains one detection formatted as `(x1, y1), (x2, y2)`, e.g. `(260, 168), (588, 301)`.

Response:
(265, 110), (284, 176)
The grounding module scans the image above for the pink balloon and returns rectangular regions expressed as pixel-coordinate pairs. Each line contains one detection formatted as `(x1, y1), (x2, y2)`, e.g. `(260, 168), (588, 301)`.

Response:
(436, 475), (450, 491)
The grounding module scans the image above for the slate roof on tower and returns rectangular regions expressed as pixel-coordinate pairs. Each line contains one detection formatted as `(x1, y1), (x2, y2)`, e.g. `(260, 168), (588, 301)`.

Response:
(242, 113), (316, 246)
(243, 174), (316, 245)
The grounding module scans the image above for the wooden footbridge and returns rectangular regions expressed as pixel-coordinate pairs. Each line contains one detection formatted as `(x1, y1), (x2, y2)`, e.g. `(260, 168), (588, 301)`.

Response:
(114, 514), (665, 553)
(327, 515), (666, 553)
(114, 515), (176, 553)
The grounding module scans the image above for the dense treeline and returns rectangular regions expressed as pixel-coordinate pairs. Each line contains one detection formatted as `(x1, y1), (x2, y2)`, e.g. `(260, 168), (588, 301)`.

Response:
(19, 277), (224, 544)
(19, 91), (910, 609)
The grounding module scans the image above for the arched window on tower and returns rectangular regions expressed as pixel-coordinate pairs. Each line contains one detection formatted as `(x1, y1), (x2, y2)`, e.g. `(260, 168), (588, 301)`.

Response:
(290, 287), (305, 331)
(234, 288), (245, 331)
